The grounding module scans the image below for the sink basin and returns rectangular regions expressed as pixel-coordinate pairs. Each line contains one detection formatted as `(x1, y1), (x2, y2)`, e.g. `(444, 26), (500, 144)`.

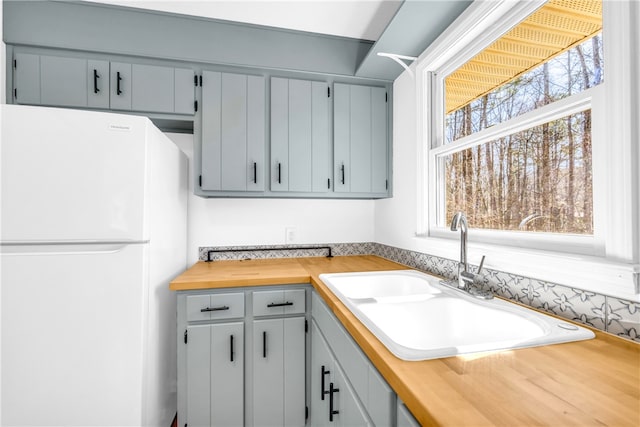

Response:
(319, 270), (595, 361)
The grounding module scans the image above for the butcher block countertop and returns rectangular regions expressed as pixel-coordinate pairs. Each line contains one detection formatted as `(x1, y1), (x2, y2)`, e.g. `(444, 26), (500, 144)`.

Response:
(170, 255), (640, 426)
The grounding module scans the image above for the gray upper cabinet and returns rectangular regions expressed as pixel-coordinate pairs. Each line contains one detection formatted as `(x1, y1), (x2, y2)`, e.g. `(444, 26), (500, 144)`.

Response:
(111, 62), (195, 114)
(334, 83), (388, 196)
(270, 77), (331, 193)
(12, 50), (195, 115)
(13, 53), (107, 108)
(201, 70), (266, 192)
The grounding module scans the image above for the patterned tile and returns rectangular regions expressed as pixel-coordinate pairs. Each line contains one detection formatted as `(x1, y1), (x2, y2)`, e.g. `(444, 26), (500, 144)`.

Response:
(606, 298), (640, 342)
(196, 241), (636, 342)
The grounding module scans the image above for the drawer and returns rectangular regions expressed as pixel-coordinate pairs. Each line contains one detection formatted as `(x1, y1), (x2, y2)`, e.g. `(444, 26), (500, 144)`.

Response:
(186, 292), (244, 321)
(253, 289), (306, 316)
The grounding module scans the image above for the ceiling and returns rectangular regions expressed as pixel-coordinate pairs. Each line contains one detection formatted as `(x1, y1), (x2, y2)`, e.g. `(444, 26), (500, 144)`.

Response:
(83, 0), (404, 41)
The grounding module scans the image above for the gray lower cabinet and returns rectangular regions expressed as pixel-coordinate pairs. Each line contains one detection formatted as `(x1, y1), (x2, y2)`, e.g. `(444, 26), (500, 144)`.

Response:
(186, 322), (244, 427)
(311, 321), (371, 426)
(177, 286), (308, 427)
(310, 291), (396, 426)
(333, 83), (388, 196)
(201, 71), (266, 192)
(252, 317), (306, 426)
(270, 77), (331, 193)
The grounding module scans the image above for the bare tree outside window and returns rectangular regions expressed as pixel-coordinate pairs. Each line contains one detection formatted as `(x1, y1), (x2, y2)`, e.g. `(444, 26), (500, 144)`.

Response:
(443, 35), (603, 235)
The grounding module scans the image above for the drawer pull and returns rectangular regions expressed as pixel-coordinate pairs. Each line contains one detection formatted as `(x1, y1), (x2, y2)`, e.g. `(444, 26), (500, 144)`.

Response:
(263, 331), (267, 358)
(230, 334), (235, 362)
(200, 305), (229, 312)
(321, 365), (330, 400)
(116, 71), (123, 95)
(329, 382), (340, 421)
(93, 69), (100, 94)
(267, 301), (293, 308)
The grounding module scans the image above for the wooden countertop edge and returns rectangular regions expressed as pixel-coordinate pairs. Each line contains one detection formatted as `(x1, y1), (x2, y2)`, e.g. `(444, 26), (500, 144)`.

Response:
(169, 275), (311, 291)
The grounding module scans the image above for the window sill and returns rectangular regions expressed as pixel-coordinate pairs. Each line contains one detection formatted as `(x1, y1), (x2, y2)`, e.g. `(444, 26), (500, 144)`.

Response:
(412, 234), (640, 302)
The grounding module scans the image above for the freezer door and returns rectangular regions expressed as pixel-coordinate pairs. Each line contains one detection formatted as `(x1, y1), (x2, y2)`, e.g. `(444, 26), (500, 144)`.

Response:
(1, 105), (149, 242)
(1, 243), (149, 426)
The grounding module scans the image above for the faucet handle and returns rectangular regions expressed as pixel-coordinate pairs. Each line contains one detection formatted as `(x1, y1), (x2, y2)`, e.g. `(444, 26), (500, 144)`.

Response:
(477, 255), (486, 275)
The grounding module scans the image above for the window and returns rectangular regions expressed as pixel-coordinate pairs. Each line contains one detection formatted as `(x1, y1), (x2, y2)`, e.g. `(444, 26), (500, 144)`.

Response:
(416, 0), (638, 297)
(429, 0), (604, 253)
(443, 36), (602, 235)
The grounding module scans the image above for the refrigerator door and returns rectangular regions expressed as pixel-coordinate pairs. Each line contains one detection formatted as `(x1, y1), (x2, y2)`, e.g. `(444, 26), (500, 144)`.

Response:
(1, 243), (148, 426)
(0, 105), (149, 243)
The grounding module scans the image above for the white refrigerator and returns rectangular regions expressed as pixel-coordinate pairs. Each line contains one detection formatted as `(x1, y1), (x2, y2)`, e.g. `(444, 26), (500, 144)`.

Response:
(0, 105), (188, 426)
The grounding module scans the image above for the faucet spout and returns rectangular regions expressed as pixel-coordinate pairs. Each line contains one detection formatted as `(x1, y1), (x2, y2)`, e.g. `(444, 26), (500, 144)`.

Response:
(450, 211), (468, 278)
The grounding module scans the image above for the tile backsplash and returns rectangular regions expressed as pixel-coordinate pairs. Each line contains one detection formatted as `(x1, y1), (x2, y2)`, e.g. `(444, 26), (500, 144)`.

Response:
(198, 242), (640, 343)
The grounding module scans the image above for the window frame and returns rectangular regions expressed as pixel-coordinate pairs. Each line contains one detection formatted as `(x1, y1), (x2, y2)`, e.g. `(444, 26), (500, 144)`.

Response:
(414, 0), (639, 300)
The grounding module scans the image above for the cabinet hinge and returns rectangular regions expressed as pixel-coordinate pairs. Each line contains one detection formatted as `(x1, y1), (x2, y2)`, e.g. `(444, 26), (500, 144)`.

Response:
(327, 86), (330, 98)
(305, 406), (309, 420)
(194, 75), (198, 87)
(199, 75), (203, 86)
(184, 330), (188, 344)
(386, 92), (388, 103)
(199, 175), (202, 187)
(305, 319), (308, 333)
(194, 100), (198, 112)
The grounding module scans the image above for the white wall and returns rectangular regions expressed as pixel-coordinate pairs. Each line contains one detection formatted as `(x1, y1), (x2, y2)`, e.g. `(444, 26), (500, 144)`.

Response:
(374, 66), (418, 250)
(166, 133), (376, 265)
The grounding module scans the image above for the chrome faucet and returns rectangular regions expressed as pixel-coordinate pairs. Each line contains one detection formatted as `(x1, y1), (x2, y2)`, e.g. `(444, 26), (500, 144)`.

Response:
(450, 212), (486, 292)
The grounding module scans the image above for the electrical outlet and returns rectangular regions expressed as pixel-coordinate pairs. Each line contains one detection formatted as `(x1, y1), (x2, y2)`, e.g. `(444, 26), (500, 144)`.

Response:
(285, 227), (297, 243)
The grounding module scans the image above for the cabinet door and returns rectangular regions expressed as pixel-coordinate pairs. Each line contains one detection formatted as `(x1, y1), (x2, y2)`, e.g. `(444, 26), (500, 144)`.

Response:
(13, 53), (41, 105)
(110, 62), (132, 110)
(131, 64), (174, 113)
(333, 363), (372, 427)
(211, 322), (244, 427)
(253, 317), (305, 427)
(201, 71), (265, 192)
(186, 324), (212, 427)
(186, 322), (244, 427)
(253, 318), (285, 426)
(310, 321), (333, 426)
(333, 83), (388, 195)
(270, 77), (330, 193)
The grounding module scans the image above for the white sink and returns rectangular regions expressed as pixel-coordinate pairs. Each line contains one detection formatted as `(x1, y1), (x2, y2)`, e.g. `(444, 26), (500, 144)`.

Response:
(319, 270), (595, 361)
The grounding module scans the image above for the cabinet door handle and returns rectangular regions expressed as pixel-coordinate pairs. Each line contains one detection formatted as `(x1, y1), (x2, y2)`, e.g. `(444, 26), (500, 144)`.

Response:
(116, 71), (123, 95)
(200, 305), (229, 312)
(267, 301), (293, 308)
(93, 69), (100, 94)
(262, 331), (267, 358)
(277, 163), (282, 184)
(329, 382), (340, 422)
(340, 164), (345, 185)
(253, 162), (257, 184)
(230, 334), (234, 362)
(321, 365), (330, 400)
